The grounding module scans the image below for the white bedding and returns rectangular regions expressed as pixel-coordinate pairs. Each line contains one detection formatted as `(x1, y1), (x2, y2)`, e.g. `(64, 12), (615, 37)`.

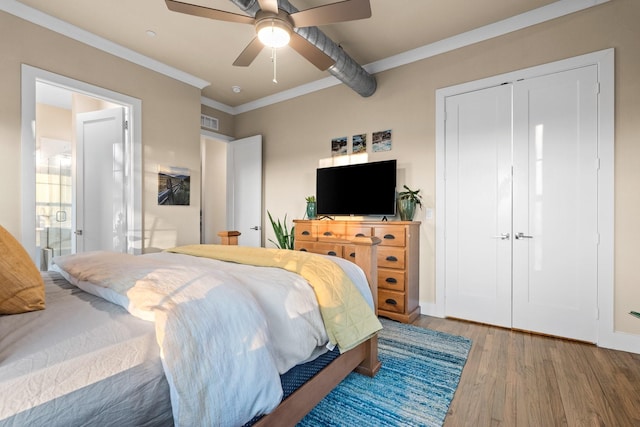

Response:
(0, 273), (172, 427)
(46, 250), (376, 427)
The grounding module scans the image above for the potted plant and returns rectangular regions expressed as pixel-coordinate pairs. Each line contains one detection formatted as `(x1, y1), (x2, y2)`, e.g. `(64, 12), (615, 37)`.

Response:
(397, 185), (422, 221)
(305, 195), (317, 219)
(267, 211), (295, 249)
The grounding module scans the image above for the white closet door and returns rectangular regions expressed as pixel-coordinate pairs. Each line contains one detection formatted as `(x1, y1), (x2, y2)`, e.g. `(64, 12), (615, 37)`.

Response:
(512, 66), (599, 342)
(444, 84), (513, 327)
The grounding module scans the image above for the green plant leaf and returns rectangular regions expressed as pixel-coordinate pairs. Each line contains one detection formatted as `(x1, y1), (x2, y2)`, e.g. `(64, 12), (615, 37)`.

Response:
(267, 211), (295, 250)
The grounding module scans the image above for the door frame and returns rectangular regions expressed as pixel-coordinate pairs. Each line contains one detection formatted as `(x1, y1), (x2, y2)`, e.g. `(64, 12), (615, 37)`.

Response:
(200, 129), (233, 244)
(434, 48), (625, 351)
(21, 65), (142, 259)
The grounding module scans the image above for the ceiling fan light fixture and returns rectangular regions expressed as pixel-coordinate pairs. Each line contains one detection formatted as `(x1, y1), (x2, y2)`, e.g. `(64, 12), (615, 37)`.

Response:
(257, 19), (291, 48)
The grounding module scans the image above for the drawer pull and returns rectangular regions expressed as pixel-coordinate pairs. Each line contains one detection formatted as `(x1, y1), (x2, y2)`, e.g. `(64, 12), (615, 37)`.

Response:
(385, 277), (398, 284)
(349, 252), (356, 258)
(302, 231), (310, 236)
(300, 248), (308, 252)
(383, 234), (396, 240)
(385, 298), (398, 305)
(386, 256), (398, 262)
(323, 231), (333, 236)
(355, 233), (365, 237)
(327, 251), (337, 256)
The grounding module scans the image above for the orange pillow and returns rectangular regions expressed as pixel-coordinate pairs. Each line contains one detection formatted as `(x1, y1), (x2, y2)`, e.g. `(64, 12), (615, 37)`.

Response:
(0, 225), (45, 314)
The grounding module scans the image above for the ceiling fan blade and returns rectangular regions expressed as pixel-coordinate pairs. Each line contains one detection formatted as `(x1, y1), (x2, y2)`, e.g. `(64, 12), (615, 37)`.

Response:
(256, 0), (279, 14)
(233, 37), (265, 67)
(289, 32), (335, 71)
(289, 0), (371, 28)
(165, 0), (254, 25)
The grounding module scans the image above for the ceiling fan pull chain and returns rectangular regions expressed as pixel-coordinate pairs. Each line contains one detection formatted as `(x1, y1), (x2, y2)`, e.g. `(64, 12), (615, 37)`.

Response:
(272, 47), (278, 84)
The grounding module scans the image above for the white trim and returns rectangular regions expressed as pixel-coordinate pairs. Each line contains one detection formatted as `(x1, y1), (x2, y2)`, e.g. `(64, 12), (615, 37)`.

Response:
(201, 97), (235, 116)
(434, 49), (640, 354)
(201, 128), (234, 142)
(21, 64), (143, 259)
(3, 0), (608, 113)
(2, 1), (209, 90)
(225, 0), (610, 114)
(365, 0), (610, 75)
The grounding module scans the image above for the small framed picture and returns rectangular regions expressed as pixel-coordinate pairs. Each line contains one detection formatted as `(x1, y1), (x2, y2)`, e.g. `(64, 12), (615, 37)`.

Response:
(372, 129), (392, 152)
(158, 165), (191, 205)
(331, 136), (348, 157)
(352, 134), (367, 154)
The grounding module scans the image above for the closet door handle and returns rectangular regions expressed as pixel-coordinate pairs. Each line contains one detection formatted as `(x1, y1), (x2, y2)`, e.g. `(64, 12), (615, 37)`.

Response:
(515, 232), (533, 239)
(493, 233), (510, 240)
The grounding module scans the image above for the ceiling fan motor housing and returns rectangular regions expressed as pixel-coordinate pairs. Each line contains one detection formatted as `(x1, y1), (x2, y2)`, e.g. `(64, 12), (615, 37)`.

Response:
(255, 10), (293, 47)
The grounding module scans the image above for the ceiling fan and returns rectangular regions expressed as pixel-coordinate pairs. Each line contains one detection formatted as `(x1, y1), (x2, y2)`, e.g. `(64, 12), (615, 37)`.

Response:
(165, 0), (372, 71)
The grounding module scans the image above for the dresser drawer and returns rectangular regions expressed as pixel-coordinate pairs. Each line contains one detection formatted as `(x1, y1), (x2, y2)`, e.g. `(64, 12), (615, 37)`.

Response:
(296, 241), (343, 257)
(342, 244), (357, 263)
(345, 225), (373, 240)
(378, 268), (405, 291)
(374, 226), (406, 247)
(379, 290), (405, 314)
(378, 247), (406, 269)
(295, 223), (316, 241)
(317, 223), (347, 241)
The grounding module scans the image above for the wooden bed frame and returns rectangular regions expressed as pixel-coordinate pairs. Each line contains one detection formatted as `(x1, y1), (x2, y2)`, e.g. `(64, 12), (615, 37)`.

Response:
(217, 231), (382, 426)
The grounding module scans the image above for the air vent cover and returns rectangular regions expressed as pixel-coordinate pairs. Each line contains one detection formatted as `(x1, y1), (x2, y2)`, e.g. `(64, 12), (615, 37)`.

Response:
(200, 114), (219, 131)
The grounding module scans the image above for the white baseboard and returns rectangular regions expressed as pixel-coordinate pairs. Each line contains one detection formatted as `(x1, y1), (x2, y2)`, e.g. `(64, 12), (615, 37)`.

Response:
(598, 330), (640, 355)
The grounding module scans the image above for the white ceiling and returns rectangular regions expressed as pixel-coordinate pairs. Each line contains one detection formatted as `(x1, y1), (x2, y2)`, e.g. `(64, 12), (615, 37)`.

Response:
(11, 0), (583, 108)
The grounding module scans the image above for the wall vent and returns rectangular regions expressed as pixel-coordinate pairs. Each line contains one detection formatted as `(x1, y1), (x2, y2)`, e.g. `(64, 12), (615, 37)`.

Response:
(200, 114), (219, 131)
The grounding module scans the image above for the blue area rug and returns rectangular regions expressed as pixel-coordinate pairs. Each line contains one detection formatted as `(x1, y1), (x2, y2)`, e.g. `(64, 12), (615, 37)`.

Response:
(298, 318), (472, 427)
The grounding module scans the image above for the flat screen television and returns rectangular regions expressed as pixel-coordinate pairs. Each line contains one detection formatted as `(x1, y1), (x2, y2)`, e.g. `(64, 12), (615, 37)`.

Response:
(316, 159), (397, 216)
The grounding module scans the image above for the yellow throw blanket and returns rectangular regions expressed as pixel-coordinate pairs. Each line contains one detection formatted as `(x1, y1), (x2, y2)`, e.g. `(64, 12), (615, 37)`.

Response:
(167, 245), (382, 352)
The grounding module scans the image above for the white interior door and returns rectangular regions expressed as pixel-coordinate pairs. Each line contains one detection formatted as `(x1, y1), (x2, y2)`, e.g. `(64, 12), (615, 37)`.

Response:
(444, 66), (599, 342)
(227, 135), (262, 247)
(444, 84), (513, 327)
(75, 107), (126, 253)
(512, 66), (599, 342)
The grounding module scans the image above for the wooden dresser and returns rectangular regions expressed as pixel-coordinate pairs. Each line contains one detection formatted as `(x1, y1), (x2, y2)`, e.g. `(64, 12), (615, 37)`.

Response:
(293, 219), (420, 323)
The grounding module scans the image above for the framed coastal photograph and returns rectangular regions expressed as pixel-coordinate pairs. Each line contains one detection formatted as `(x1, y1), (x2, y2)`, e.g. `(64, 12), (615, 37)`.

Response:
(352, 134), (367, 154)
(331, 136), (348, 156)
(372, 129), (392, 152)
(158, 165), (191, 205)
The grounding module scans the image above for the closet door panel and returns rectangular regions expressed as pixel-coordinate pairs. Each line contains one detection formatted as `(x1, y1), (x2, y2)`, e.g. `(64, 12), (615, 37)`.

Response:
(444, 84), (513, 327)
(512, 65), (599, 342)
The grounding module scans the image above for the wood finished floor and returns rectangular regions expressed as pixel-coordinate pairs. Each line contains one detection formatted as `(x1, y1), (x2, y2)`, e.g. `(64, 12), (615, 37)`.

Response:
(411, 315), (640, 427)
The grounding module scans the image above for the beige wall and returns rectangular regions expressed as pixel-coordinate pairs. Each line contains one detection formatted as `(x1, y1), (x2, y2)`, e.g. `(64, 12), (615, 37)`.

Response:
(235, 0), (640, 334)
(201, 104), (234, 137)
(0, 11), (203, 252)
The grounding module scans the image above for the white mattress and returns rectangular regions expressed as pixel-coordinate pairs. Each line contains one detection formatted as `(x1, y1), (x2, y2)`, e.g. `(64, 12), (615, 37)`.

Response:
(0, 272), (173, 427)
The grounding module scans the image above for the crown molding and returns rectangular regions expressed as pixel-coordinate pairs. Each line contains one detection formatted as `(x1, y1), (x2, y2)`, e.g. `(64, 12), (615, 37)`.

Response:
(1, 0), (210, 90)
(219, 0), (610, 114)
(2, 0), (609, 114)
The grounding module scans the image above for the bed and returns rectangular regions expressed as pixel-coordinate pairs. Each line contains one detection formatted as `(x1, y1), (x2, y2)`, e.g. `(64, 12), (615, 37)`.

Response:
(0, 229), (381, 427)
